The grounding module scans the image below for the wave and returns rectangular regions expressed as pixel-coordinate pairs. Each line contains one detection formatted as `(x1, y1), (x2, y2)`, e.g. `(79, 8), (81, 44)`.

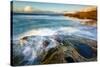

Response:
(14, 27), (96, 41)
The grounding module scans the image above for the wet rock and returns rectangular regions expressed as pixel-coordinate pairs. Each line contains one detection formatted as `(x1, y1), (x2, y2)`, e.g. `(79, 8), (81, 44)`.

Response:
(43, 40), (50, 47)
(41, 46), (66, 64)
(12, 34), (97, 65)
(21, 36), (28, 40)
(65, 57), (75, 63)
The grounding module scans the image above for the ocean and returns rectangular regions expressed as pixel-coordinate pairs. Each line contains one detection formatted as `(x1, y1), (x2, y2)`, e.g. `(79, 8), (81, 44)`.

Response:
(12, 14), (97, 65)
(12, 15), (97, 40)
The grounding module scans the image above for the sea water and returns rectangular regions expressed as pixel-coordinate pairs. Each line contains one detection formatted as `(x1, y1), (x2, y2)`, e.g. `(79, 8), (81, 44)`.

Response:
(12, 14), (97, 65)
(12, 15), (97, 40)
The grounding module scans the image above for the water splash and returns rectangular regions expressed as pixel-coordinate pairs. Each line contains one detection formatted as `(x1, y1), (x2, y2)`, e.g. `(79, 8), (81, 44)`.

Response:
(12, 26), (96, 65)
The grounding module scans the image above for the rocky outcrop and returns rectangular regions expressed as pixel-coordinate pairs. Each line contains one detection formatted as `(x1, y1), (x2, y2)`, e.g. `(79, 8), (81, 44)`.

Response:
(64, 7), (97, 21)
(12, 34), (97, 66)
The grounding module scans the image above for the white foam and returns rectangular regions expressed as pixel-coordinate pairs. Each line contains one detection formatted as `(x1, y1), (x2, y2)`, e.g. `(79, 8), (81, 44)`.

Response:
(20, 28), (56, 38)
(15, 27), (95, 40)
(17, 27), (79, 39)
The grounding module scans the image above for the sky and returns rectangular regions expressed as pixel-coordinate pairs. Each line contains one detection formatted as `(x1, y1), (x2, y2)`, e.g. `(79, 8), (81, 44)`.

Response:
(12, 1), (94, 13)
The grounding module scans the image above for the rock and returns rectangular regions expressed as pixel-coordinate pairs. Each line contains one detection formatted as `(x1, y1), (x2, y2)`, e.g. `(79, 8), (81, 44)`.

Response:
(41, 46), (66, 64)
(43, 40), (50, 48)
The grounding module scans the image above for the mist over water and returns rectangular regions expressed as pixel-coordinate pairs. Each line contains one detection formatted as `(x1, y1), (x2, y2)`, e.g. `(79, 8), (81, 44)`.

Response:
(12, 15), (97, 65)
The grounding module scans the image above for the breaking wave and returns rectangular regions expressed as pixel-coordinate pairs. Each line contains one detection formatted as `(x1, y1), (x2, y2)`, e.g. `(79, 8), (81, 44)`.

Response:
(15, 26), (96, 41)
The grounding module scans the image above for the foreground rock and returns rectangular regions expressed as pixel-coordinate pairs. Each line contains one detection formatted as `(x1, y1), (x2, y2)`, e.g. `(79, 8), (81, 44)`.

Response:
(12, 34), (97, 66)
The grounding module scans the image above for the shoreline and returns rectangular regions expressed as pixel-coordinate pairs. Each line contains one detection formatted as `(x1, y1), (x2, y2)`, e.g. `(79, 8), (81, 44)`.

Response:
(64, 16), (97, 27)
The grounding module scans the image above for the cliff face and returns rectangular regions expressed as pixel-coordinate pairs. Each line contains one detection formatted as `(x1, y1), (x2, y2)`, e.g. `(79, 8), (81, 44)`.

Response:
(64, 7), (97, 21)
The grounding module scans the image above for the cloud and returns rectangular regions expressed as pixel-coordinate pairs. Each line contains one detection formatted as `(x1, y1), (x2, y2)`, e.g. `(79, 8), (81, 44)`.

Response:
(23, 6), (33, 13)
